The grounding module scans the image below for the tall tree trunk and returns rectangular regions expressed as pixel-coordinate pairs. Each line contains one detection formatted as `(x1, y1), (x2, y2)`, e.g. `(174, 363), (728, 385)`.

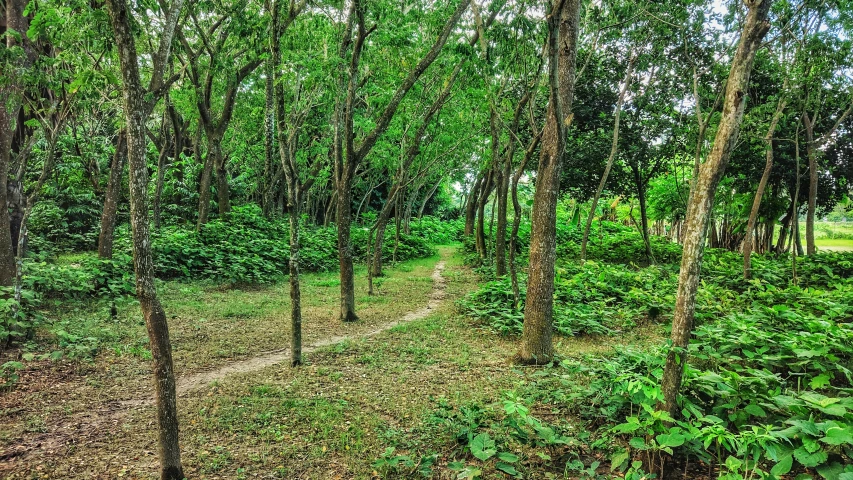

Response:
(744, 93), (786, 277)
(476, 171), (493, 259)
(634, 165), (653, 260)
(336, 175), (358, 322)
(660, 0), (771, 417)
(510, 131), (541, 309)
(580, 53), (635, 262)
(196, 133), (218, 230)
(215, 152), (230, 216)
(263, 58), (276, 217)
(516, 0), (580, 365)
(153, 142), (169, 230)
(98, 132), (127, 258)
(105, 0), (186, 477)
(418, 181), (442, 219)
(464, 174), (482, 236)
(802, 113), (818, 255)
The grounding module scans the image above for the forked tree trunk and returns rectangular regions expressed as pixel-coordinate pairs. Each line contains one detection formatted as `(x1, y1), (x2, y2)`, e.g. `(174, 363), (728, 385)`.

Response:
(516, 0), (580, 365)
(744, 93), (786, 278)
(98, 132), (127, 258)
(105, 0), (185, 478)
(660, 0), (771, 417)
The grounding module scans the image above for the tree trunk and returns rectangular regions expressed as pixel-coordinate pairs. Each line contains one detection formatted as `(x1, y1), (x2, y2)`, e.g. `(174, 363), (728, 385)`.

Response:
(476, 171), (492, 260)
(744, 94), (786, 278)
(802, 113), (817, 255)
(98, 132), (127, 259)
(510, 131), (541, 309)
(580, 54), (635, 262)
(105, 0), (185, 478)
(336, 176), (358, 322)
(516, 0), (580, 365)
(153, 142), (169, 230)
(634, 166), (653, 260)
(660, 0), (771, 417)
(263, 58), (276, 218)
(418, 181), (441, 219)
(215, 152), (230, 216)
(196, 133), (218, 230)
(464, 174), (482, 236)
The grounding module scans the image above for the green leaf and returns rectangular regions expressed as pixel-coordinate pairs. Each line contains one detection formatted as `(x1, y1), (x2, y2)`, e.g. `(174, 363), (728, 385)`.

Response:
(629, 437), (647, 450)
(495, 462), (519, 476)
(470, 433), (496, 461)
(496, 452), (518, 463)
(610, 450), (630, 472)
(794, 446), (828, 468)
(820, 427), (853, 446)
(656, 428), (686, 448)
(770, 455), (793, 476)
(744, 404), (767, 417)
(811, 373), (832, 389)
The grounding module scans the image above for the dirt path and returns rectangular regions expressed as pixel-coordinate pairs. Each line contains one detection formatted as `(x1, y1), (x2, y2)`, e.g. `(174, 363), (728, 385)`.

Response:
(175, 259), (446, 394)
(0, 256), (449, 470)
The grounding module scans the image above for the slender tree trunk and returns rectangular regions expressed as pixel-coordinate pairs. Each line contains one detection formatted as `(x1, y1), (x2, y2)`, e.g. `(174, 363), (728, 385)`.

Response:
(105, 0), (185, 478)
(215, 152), (230, 216)
(287, 197), (302, 365)
(418, 181), (441, 219)
(802, 114), (817, 255)
(580, 54), (635, 262)
(371, 191), (396, 277)
(510, 131), (541, 309)
(263, 58), (276, 217)
(476, 171), (492, 260)
(660, 0), (771, 417)
(744, 94), (786, 277)
(153, 142), (169, 230)
(464, 175), (482, 236)
(98, 132), (127, 259)
(196, 133), (218, 230)
(516, 0), (580, 365)
(635, 168), (653, 260)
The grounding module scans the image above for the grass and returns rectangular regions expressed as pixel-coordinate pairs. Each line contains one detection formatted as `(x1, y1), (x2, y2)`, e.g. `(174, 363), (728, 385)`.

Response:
(1, 246), (665, 479)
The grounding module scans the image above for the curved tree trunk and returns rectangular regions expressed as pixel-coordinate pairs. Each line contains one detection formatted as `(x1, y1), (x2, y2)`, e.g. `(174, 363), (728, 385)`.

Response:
(744, 94), (786, 278)
(660, 0), (771, 417)
(580, 54), (635, 263)
(517, 0), (580, 365)
(475, 170), (493, 260)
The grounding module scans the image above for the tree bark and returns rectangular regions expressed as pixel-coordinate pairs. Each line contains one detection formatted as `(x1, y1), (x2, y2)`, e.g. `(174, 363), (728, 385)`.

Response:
(802, 113), (817, 255)
(744, 92), (786, 278)
(104, 0), (185, 478)
(464, 174), (482, 236)
(0, 0), (36, 284)
(660, 0), (771, 417)
(476, 170), (493, 259)
(516, 0), (580, 365)
(98, 131), (127, 258)
(510, 130), (541, 309)
(197, 133), (218, 230)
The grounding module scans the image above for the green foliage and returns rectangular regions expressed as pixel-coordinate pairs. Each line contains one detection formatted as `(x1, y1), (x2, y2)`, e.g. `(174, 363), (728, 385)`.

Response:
(108, 205), (436, 284)
(408, 216), (464, 245)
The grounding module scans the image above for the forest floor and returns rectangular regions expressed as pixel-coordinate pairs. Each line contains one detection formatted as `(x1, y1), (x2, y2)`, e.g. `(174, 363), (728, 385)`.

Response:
(0, 246), (665, 479)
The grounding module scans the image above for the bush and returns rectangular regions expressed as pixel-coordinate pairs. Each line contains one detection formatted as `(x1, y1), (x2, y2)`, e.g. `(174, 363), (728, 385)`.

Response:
(110, 205), (437, 284)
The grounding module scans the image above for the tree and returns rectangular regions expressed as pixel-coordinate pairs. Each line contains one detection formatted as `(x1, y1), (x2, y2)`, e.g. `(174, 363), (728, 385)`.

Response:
(333, 0), (470, 322)
(103, 0), (186, 477)
(516, 0), (580, 365)
(660, 0), (772, 417)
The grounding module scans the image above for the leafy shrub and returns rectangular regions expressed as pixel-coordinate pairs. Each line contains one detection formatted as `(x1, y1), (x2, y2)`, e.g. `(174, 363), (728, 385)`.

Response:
(408, 216), (465, 245)
(110, 205), (436, 284)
